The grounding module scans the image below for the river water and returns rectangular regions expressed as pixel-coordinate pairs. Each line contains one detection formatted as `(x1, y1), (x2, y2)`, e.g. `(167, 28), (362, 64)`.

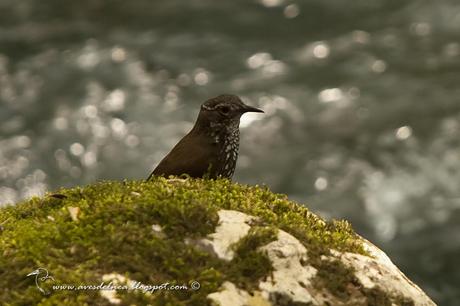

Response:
(1, 0), (459, 304)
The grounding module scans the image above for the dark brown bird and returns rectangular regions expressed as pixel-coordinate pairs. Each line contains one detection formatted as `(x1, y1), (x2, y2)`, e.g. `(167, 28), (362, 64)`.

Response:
(147, 94), (263, 180)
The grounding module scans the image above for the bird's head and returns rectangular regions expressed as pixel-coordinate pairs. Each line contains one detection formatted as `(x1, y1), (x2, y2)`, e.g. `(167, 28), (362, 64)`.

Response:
(27, 269), (40, 277)
(197, 94), (263, 128)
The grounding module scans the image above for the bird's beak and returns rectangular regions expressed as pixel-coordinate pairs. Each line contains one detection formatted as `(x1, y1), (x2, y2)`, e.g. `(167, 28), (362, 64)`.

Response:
(242, 105), (264, 113)
(27, 270), (39, 277)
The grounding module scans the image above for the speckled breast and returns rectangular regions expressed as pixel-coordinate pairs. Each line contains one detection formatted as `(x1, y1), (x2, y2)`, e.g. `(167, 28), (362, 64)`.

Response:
(217, 129), (239, 178)
(209, 120), (240, 179)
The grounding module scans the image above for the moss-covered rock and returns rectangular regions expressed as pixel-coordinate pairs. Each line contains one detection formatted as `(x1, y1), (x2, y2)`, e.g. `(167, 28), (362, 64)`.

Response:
(0, 178), (434, 305)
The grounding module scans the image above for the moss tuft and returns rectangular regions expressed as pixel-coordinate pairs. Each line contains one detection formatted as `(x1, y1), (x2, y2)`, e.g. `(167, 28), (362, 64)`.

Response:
(312, 255), (416, 305)
(0, 178), (366, 305)
(227, 226), (277, 289)
(362, 287), (415, 306)
(313, 258), (360, 301)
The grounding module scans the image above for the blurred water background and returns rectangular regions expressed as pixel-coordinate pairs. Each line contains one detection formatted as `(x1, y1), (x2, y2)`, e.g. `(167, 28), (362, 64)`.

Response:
(1, 0), (459, 304)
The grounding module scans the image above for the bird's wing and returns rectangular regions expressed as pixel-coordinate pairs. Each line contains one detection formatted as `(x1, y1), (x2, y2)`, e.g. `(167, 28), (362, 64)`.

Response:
(148, 133), (216, 179)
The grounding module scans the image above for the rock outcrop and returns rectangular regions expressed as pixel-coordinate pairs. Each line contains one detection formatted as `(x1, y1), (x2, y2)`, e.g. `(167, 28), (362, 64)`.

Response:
(206, 210), (434, 306)
(0, 178), (435, 305)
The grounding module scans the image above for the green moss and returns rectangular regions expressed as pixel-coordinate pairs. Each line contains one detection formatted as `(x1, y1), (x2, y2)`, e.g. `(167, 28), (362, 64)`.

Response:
(0, 178), (366, 305)
(361, 288), (415, 306)
(227, 226), (277, 290)
(312, 256), (415, 306)
(313, 258), (360, 301)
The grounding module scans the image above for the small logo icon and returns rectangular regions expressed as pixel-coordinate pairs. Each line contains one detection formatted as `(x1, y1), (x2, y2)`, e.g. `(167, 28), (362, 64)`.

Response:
(190, 280), (201, 290)
(27, 268), (55, 295)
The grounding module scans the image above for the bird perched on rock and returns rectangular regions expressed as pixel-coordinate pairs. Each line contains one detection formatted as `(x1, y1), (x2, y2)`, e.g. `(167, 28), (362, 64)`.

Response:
(147, 94), (263, 180)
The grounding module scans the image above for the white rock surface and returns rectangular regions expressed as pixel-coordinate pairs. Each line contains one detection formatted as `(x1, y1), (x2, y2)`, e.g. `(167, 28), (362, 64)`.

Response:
(207, 281), (251, 306)
(199, 209), (254, 261)
(206, 209), (436, 306)
(258, 230), (318, 305)
(208, 282), (272, 306)
(339, 238), (436, 306)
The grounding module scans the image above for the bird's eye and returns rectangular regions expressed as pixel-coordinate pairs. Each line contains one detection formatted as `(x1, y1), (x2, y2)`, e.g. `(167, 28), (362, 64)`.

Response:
(218, 106), (231, 114)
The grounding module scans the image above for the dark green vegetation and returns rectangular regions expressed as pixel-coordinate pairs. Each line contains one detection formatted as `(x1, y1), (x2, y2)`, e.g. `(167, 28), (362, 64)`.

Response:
(312, 258), (415, 306)
(0, 178), (365, 305)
